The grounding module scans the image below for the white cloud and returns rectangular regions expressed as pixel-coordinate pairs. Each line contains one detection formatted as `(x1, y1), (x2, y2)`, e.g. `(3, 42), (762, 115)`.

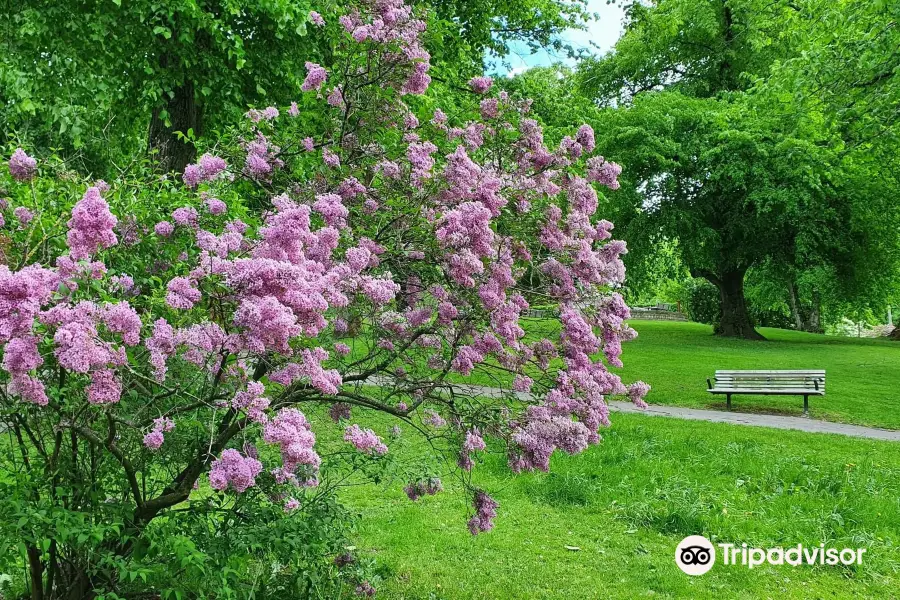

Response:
(489, 0), (625, 76)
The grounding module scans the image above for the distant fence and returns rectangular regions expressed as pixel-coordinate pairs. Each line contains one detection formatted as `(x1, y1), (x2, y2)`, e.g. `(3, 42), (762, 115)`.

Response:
(629, 308), (688, 321)
(522, 306), (688, 321)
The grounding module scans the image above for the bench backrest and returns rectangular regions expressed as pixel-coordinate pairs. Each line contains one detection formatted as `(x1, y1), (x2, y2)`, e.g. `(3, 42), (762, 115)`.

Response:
(714, 370), (825, 391)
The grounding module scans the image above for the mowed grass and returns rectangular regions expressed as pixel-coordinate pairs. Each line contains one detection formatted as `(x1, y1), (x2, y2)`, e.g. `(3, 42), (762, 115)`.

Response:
(337, 321), (900, 598)
(343, 414), (900, 599)
(355, 319), (899, 429)
(614, 321), (900, 429)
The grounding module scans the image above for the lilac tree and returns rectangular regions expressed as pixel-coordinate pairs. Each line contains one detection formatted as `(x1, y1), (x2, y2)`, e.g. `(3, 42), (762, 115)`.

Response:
(0, 1), (647, 596)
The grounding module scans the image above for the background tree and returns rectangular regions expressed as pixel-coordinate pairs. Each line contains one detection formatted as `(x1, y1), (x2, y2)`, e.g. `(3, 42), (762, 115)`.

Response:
(0, 0), (589, 174)
(568, 0), (900, 337)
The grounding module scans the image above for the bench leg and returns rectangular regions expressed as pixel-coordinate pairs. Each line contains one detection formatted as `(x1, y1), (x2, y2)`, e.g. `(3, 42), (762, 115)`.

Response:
(727, 393), (732, 411)
(803, 394), (809, 416)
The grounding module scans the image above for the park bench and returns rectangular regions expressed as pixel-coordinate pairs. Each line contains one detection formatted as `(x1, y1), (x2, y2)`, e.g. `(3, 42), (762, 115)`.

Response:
(706, 370), (825, 415)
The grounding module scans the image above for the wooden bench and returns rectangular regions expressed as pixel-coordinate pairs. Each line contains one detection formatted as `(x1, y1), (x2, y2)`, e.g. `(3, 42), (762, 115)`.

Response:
(707, 370), (825, 414)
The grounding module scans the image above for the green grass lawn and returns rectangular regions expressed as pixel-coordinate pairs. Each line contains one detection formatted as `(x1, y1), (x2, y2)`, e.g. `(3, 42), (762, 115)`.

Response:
(344, 319), (898, 429)
(343, 414), (900, 599)
(338, 321), (900, 598)
(615, 321), (900, 429)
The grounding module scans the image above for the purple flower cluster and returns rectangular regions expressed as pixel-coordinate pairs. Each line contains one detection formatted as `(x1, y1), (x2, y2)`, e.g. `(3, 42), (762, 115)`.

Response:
(8, 149), (37, 181)
(263, 408), (321, 484)
(183, 154), (228, 187)
(328, 402), (351, 422)
(66, 187), (118, 260)
(143, 417), (175, 451)
(458, 428), (486, 471)
(165, 277), (201, 309)
(404, 477), (442, 500)
(344, 424), (388, 455)
(302, 62), (328, 92)
(14, 207), (33, 226)
(209, 449), (264, 493)
(468, 76), (493, 94)
(467, 491), (498, 535)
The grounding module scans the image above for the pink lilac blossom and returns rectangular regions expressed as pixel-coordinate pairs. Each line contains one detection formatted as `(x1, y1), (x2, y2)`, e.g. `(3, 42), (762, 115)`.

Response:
(101, 302), (141, 346)
(586, 156), (622, 190)
(422, 409), (446, 428)
(467, 491), (498, 534)
(245, 107), (279, 123)
(145, 318), (176, 381)
(309, 10), (325, 26)
(143, 416), (175, 450)
(327, 87), (344, 107)
(404, 478), (443, 501)
(263, 408), (321, 480)
(166, 277), (201, 309)
(459, 428), (486, 470)
(14, 207), (34, 226)
(87, 369), (122, 404)
(8, 149), (37, 181)
(302, 62), (328, 91)
(344, 424), (388, 455)
(209, 449), (264, 493)
(627, 381), (651, 409)
(323, 148), (341, 168)
(154, 221), (175, 237)
(9, 374), (48, 405)
(576, 124), (596, 153)
(204, 197), (227, 215)
(172, 207), (199, 228)
(468, 76), (493, 94)
(401, 61), (431, 95)
(231, 381), (271, 423)
(313, 193), (349, 228)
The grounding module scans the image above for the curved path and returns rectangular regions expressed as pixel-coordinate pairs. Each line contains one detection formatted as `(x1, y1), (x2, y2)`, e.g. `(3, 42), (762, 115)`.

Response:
(370, 379), (900, 442)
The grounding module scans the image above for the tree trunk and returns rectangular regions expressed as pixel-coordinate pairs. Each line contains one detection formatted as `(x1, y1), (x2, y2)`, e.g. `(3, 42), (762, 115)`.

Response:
(787, 280), (803, 330)
(148, 80), (201, 175)
(710, 269), (765, 340)
(805, 289), (823, 333)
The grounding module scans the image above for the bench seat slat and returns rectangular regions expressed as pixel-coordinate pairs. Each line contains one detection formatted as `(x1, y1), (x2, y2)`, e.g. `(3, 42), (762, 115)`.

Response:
(716, 369), (825, 375)
(709, 388), (825, 395)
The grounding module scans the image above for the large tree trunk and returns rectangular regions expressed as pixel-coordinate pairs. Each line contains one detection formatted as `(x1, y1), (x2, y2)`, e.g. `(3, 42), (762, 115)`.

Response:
(148, 80), (201, 175)
(708, 269), (765, 340)
(788, 280), (803, 330)
(805, 289), (823, 333)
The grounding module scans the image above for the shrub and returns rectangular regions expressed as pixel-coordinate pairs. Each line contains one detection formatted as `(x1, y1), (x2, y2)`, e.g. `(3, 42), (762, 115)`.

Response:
(0, 1), (646, 596)
(682, 278), (721, 325)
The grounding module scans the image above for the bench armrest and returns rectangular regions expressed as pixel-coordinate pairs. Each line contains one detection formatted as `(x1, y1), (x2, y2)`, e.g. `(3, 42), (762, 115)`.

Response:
(706, 378), (712, 390)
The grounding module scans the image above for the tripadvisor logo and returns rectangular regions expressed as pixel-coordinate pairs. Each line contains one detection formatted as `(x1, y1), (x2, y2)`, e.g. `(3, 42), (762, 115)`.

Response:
(675, 536), (867, 575)
(675, 535), (716, 575)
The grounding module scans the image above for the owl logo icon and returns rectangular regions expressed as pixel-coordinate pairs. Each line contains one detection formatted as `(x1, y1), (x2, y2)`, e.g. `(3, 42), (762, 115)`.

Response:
(675, 536), (716, 575)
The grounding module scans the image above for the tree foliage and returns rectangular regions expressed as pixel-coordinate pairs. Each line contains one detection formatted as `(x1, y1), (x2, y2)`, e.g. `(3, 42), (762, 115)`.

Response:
(571, 0), (900, 337)
(0, 0), (589, 174)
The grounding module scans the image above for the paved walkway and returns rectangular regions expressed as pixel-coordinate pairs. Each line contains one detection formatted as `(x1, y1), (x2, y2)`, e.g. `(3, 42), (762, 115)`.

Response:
(369, 379), (900, 442)
(607, 400), (900, 442)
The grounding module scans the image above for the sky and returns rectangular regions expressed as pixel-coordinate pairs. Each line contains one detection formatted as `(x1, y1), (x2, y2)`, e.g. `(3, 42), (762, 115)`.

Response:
(489, 0), (626, 77)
